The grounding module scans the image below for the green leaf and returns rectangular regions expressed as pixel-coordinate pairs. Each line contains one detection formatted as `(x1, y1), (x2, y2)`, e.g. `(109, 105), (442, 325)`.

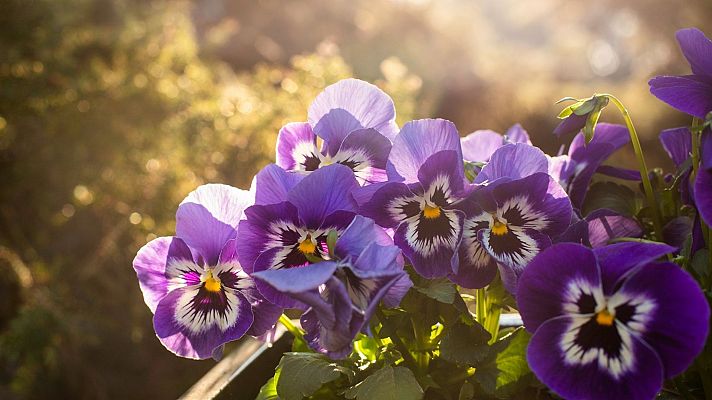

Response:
(555, 96), (578, 105)
(691, 249), (710, 281)
(458, 381), (475, 400)
(256, 368), (281, 400)
(582, 181), (640, 217)
(572, 97), (597, 116)
(583, 106), (602, 144)
(326, 229), (338, 257)
(439, 321), (491, 366)
(415, 277), (457, 304)
(276, 352), (351, 400)
(344, 365), (424, 400)
(475, 328), (532, 399)
(353, 334), (379, 362)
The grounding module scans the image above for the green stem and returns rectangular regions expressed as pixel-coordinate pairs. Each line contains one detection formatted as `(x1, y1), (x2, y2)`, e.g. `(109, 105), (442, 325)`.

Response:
(692, 118), (702, 179)
(485, 305), (501, 344)
(278, 314), (304, 342)
(604, 94), (664, 243)
(475, 288), (487, 325)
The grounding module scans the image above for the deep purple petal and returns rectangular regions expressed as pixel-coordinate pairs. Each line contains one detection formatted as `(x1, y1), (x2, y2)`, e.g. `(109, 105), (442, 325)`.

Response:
(660, 127), (692, 167)
(486, 229), (552, 293)
(153, 286), (253, 359)
(287, 164), (358, 229)
(394, 209), (465, 279)
(453, 211), (499, 289)
(237, 201), (300, 274)
(275, 122), (319, 171)
(475, 143), (548, 184)
(585, 209), (642, 248)
(417, 150), (466, 196)
(253, 164), (305, 206)
(252, 248), (308, 310)
(527, 316), (664, 400)
(553, 112), (587, 138)
(461, 130), (504, 163)
(382, 273), (413, 308)
(241, 284), (283, 338)
(662, 216), (693, 250)
(593, 242), (676, 294)
(176, 184), (253, 265)
(133, 236), (196, 312)
(505, 123), (532, 144)
(595, 165), (641, 181)
(359, 182), (418, 228)
(702, 130), (712, 170)
(619, 262), (710, 378)
(387, 119), (462, 183)
(301, 278), (357, 358)
(649, 75), (712, 119)
(695, 167), (712, 226)
(308, 78), (398, 144)
(335, 128), (392, 184)
(516, 243), (600, 332)
(676, 28), (712, 78)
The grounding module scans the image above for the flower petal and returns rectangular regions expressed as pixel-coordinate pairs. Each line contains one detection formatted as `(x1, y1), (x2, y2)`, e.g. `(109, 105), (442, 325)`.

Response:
(527, 316), (664, 400)
(176, 184), (254, 265)
(308, 79), (398, 144)
(461, 129), (504, 163)
(516, 243), (600, 332)
(617, 262), (710, 378)
(275, 122), (320, 171)
(553, 112), (587, 138)
(649, 74), (712, 119)
(387, 119), (462, 184)
(695, 167), (712, 226)
(252, 261), (339, 294)
(585, 209), (642, 248)
(452, 212), (498, 289)
(334, 128), (392, 184)
(360, 182), (420, 228)
(253, 164), (305, 206)
(660, 127), (692, 168)
(417, 150), (467, 199)
(676, 28), (712, 79)
(505, 123), (532, 144)
(153, 286), (253, 359)
(593, 242), (676, 294)
(287, 164), (358, 229)
(335, 215), (395, 259)
(133, 236), (198, 312)
(475, 143), (548, 184)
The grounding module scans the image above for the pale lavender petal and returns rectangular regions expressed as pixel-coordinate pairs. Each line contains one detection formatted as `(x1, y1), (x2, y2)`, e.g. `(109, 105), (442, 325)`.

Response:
(308, 78), (398, 143)
(176, 184), (254, 265)
(253, 164), (305, 206)
(336, 128), (392, 184)
(133, 236), (196, 312)
(585, 209), (642, 248)
(387, 119), (462, 184)
(475, 143), (548, 184)
(335, 215), (394, 260)
(505, 123), (532, 144)
(461, 129), (504, 163)
(275, 122), (319, 171)
(553, 112), (587, 138)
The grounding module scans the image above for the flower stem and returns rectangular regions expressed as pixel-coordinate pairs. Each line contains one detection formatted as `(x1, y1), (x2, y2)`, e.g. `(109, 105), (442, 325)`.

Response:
(603, 94), (664, 243)
(475, 288), (487, 325)
(278, 313), (304, 342)
(375, 308), (419, 371)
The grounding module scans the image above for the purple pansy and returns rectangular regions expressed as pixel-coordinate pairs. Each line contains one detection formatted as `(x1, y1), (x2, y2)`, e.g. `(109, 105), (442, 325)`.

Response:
(518, 242), (710, 400)
(360, 119), (471, 279)
(649, 28), (712, 119)
(452, 171), (572, 291)
(237, 164), (359, 309)
(460, 124), (532, 164)
(549, 123), (632, 210)
(275, 79), (397, 184)
(253, 216), (411, 359)
(556, 209), (642, 248)
(132, 184), (281, 360)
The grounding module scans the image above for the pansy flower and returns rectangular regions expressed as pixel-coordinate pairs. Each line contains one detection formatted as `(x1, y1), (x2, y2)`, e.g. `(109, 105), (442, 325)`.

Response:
(275, 79), (397, 184)
(237, 164), (359, 309)
(548, 123), (634, 210)
(517, 242), (710, 400)
(460, 123), (531, 164)
(132, 184), (281, 359)
(360, 119), (471, 279)
(253, 216), (411, 359)
(452, 143), (572, 290)
(649, 28), (712, 120)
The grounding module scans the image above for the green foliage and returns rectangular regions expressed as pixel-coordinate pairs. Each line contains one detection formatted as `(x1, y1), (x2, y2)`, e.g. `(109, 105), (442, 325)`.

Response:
(474, 328), (532, 399)
(344, 365), (423, 400)
(582, 181), (640, 217)
(439, 321), (491, 366)
(276, 353), (353, 400)
(256, 368), (281, 400)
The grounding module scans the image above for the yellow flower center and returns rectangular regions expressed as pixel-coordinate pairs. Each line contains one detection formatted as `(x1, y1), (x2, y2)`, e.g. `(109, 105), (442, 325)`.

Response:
(423, 204), (442, 219)
(491, 219), (508, 236)
(595, 309), (615, 326)
(204, 270), (221, 292)
(298, 235), (317, 255)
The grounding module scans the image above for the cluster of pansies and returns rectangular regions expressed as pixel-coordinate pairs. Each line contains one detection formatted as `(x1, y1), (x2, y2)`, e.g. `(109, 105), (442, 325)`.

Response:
(133, 28), (712, 400)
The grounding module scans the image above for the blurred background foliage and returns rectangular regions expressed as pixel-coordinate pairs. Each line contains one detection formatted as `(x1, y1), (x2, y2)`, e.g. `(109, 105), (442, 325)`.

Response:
(0, 0), (709, 398)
